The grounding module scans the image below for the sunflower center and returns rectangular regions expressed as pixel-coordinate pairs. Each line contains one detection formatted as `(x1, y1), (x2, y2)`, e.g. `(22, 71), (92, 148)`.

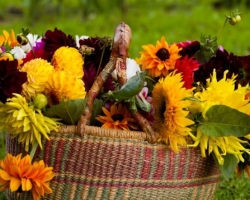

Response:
(159, 100), (166, 122)
(156, 48), (170, 61)
(111, 114), (124, 121)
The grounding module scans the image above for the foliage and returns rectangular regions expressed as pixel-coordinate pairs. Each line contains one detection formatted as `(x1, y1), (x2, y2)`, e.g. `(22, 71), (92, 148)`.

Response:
(1, 0), (250, 58)
(214, 173), (250, 200)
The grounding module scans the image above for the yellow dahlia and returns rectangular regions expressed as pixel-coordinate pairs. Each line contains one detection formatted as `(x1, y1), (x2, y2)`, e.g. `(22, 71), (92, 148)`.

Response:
(45, 71), (86, 105)
(0, 153), (55, 200)
(51, 46), (84, 78)
(0, 30), (19, 48)
(96, 103), (138, 130)
(189, 127), (249, 165)
(0, 94), (59, 151)
(151, 72), (194, 152)
(136, 36), (182, 78)
(21, 58), (55, 101)
(189, 69), (250, 165)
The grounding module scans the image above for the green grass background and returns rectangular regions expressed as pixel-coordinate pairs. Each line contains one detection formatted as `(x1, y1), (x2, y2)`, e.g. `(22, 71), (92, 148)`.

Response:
(1, 0), (250, 199)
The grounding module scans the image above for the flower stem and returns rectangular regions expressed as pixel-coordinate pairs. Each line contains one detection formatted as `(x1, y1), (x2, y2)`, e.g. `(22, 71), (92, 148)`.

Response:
(217, 18), (228, 40)
(29, 140), (38, 160)
(95, 43), (106, 79)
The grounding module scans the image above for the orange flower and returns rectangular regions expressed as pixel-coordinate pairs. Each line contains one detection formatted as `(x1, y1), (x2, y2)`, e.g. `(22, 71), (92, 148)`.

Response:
(0, 30), (19, 48)
(136, 36), (182, 77)
(96, 103), (138, 130)
(0, 154), (55, 200)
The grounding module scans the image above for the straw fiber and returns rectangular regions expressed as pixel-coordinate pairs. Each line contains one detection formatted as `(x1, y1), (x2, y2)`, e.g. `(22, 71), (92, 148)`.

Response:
(5, 125), (220, 200)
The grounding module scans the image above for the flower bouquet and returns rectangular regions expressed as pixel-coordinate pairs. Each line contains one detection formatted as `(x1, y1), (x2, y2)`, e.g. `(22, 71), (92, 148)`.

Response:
(0, 10), (250, 200)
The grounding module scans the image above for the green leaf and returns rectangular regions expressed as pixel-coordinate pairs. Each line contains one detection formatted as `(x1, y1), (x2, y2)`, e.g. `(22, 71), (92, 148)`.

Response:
(200, 105), (250, 137)
(194, 34), (218, 63)
(90, 99), (105, 126)
(44, 99), (86, 125)
(213, 153), (238, 180)
(105, 71), (146, 101)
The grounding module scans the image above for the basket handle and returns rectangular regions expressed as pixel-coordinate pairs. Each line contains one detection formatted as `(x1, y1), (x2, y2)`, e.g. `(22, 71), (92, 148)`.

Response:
(77, 23), (159, 143)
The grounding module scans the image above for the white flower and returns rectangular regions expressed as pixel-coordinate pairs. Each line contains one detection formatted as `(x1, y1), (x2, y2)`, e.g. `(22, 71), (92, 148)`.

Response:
(22, 34), (41, 52)
(126, 58), (141, 79)
(10, 47), (26, 59)
(75, 35), (89, 48)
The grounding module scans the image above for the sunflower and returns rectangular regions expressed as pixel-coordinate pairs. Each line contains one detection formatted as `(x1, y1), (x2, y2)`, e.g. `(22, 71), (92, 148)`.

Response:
(45, 71), (86, 105)
(0, 153), (55, 200)
(20, 58), (55, 101)
(151, 72), (194, 152)
(136, 37), (182, 78)
(51, 46), (84, 79)
(189, 69), (250, 165)
(96, 103), (138, 130)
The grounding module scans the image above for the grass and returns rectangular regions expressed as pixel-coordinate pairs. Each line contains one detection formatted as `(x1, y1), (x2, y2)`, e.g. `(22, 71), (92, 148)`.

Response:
(1, 0), (250, 199)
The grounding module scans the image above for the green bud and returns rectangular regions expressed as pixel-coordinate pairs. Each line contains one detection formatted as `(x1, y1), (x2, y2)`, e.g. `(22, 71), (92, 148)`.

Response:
(235, 15), (241, 23)
(229, 17), (237, 25)
(17, 34), (29, 45)
(33, 94), (48, 109)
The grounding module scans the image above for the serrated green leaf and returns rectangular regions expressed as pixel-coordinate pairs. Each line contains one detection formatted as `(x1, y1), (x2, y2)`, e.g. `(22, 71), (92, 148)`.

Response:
(90, 99), (105, 126)
(213, 153), (238, 180)
(106, 71), (146, 101)
(44, 99), (86, 125)
(200, 105), (250, 137)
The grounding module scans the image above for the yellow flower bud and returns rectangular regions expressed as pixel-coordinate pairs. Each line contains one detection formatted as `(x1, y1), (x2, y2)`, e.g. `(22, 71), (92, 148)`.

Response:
(33, 94), (48, 109)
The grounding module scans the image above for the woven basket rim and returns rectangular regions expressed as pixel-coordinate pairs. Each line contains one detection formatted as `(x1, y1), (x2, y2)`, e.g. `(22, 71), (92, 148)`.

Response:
(56, 125), (148, 141)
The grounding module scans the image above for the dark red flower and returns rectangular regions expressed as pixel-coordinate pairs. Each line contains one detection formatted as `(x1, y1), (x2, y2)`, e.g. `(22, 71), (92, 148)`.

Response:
(177, 40), (201, 58)
(79, 37), (114, 92)
(194, 48), (250, 88)
(175, 56), (200, 89)
(0, 59), (27, 103)
(22, 49), (47, 65)
(42, 28), (77, 61)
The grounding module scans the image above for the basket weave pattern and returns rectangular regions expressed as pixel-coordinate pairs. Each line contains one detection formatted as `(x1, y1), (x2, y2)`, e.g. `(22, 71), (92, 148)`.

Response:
(5, 126), (220, 200)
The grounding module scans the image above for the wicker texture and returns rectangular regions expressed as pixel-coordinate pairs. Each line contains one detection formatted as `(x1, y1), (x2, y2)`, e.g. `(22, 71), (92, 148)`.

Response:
(5, 125), (220, 200)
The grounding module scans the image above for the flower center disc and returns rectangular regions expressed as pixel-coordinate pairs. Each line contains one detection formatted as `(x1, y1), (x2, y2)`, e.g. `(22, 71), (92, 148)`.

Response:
(156, 48), (170, 61)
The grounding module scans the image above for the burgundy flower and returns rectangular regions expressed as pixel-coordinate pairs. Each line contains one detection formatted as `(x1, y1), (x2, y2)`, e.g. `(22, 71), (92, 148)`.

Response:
(79, 37), (114, 92)
(175, 56), (200, 89)
(177, 40), (201, 58)
(0, 59), (27, 103)
(194, 48), (250, 87)
(42, 28), (77, 61)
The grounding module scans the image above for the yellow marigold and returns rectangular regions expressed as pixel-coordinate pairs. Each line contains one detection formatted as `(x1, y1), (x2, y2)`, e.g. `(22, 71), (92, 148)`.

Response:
(21, 58), (55, 101)
(136, 36), (182, 78)
(45, 71), (86, 105)
(51, 46), (84, 78)
(0, 30), (19, 48)
(189, 69), (250, 165)
(152, 72), (194, 152)
(0, 153), (55, 200)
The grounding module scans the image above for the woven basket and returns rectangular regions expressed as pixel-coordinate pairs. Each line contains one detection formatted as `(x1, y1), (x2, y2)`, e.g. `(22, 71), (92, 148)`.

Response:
(5, 125), (220, 200)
